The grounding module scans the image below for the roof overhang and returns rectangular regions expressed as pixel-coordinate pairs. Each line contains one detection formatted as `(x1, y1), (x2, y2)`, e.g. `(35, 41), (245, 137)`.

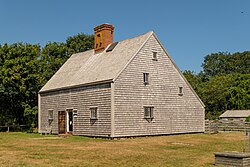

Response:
(39, 79), (113, 94)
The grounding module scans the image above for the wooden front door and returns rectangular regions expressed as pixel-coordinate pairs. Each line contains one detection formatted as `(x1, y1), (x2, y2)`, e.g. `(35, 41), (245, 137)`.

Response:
(58, 111), (66, 134)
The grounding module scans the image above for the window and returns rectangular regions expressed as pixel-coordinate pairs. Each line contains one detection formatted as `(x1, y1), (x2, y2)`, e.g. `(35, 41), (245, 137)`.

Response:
(152, 52), (157, 60)
(143, 73), (149, 84)
(178, 86), (183, 96)
(90, 107), (98, 120)
(144, 106), (154, 119)
(48, 110), (53, 120)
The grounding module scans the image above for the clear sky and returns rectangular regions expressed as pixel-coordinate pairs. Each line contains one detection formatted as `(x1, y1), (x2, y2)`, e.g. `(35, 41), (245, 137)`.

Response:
(0, 0), (249, 72)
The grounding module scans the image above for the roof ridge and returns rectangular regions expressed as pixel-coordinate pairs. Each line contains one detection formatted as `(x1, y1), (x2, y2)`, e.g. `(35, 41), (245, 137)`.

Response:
(114, 31), (153, 43)
(69, 31), (153, 56)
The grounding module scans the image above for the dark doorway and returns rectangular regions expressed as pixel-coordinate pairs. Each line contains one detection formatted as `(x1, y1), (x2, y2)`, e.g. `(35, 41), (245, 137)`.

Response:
(68, 111), (73, 132)
(58, 111), (66, 134)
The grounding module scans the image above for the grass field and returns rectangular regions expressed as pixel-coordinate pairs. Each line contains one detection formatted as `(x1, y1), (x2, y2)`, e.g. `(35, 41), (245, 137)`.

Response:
(0, 132), (245, 167)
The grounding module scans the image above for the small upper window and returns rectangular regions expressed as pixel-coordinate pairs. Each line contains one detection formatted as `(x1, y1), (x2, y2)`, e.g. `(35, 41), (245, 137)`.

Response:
(48, 110), (53, 120)
(90, 107), (98, 120)
(144, 106), (154, 119)
(178, 86), (183, 96)
(152, 52), (157, 60)
(143, 73), (149, 84)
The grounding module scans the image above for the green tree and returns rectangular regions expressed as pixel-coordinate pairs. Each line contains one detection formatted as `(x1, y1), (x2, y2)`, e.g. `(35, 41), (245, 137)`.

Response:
(202, 51), (250, 77)
(0, 43), (41, 126)
(66, 33), (94, 55)
(40, 42), (68, 84)
(0, 33), (94, 128)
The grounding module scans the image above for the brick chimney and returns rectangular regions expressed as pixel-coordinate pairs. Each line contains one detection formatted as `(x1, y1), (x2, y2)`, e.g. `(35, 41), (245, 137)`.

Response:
(94, 23), (114, 53)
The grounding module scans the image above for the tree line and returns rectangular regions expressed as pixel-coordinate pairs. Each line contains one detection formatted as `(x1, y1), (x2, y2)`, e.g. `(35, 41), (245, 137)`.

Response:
(0, 34), (93, 127)
(0, 33), (249, 128)
(183, 51), (250, 119)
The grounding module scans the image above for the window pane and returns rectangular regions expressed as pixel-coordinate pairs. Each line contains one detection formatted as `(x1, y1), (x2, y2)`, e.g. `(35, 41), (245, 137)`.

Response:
(144, 107), (154, 119)
(153, 52), (157, 60)
(143, 73), (149, 84)
(150, 107), (153, 118)
(48, 110), (53, 119)
(90, 108), (97, 119)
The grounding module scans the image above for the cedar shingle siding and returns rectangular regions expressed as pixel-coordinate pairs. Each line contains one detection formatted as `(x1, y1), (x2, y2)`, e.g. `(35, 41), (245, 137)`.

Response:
(40, 83), (111, 137)
(113, 35), (204, 137)
(39, 29), (205, 138)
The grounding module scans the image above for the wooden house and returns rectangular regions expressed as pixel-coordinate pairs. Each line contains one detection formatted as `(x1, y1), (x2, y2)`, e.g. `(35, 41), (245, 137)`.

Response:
(38, 23), (205, 138)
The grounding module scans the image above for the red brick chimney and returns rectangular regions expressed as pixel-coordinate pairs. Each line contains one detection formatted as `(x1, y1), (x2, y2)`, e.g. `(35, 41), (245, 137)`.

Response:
(94, 23), (114, 53)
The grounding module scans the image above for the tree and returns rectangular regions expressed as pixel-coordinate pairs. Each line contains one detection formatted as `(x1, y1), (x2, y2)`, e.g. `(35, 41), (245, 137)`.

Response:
(40, 42), (69, 84)
(0, 43), (41, 126)
(202, 51), (250, 77)
(225, 74), (250, 110)
(182, 70), (202, 94)
(66, 33), (94, 55)
(0, 33), (94, 128)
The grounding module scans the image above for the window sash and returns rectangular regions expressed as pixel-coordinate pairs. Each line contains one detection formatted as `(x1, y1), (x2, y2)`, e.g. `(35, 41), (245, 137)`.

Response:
(152, 52), (157, 60)
(143, 73), (149, 84)
(48, 110), (53, 120)
(178, 86), (183, 95)
(90, 107), (97, 119)
(144, 107), (153, 118)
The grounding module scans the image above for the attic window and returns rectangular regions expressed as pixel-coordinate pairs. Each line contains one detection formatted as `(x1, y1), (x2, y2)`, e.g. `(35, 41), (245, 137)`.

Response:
(152, 52), (157, 60)
(143, 73), (149, 84)
(106, 42), (118, 52)
(178, 86), (183, 96)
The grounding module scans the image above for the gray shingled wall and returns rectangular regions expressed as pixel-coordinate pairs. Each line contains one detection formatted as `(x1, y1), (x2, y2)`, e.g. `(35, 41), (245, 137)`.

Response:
(113, 35), (205, 137)
(39, 83), (111, 137)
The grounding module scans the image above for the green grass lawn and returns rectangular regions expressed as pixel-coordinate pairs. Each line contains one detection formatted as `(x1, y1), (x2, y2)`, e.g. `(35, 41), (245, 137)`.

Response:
(0, 132), (245, 167)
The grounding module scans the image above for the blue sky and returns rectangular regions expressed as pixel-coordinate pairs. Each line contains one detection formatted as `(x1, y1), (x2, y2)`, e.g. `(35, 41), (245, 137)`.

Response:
(0, 0), (249, 72)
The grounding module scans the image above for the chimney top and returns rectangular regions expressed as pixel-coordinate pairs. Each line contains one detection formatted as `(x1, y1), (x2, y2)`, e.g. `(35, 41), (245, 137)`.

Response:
(94, 23), (114, 53)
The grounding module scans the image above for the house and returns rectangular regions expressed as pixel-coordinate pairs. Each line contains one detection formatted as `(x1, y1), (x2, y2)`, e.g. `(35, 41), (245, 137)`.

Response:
(38, 23), (205, 138)
(219, 110), (250, 121)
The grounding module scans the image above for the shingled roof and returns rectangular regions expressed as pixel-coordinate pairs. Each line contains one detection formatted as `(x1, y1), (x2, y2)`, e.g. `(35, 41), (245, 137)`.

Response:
(40, 31), (153, 93)
(220, 110), (250, 118)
